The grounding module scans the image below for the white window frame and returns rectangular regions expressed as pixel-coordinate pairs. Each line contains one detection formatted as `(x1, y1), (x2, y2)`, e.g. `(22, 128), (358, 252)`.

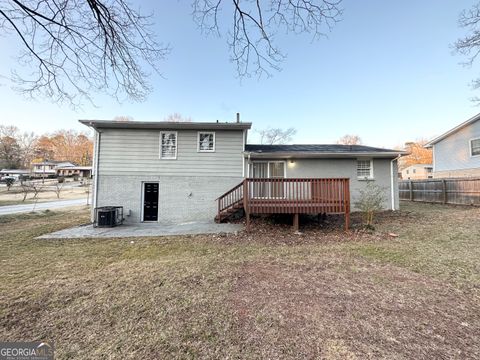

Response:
(159, 131), (178, 160)
(197, 131), (216, 153)
(249, 160), (287, 179)
(357, 158), (374, 180)
(470, 137), (480, 157)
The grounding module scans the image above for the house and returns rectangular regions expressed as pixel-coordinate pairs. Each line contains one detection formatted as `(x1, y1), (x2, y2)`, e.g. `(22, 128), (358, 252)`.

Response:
(425, 113), (480, 178)
(80, 119), (403, 229)
(400, 164), (433, 180)
(31, 160), (75, 178)
(56, 165), (92, 178)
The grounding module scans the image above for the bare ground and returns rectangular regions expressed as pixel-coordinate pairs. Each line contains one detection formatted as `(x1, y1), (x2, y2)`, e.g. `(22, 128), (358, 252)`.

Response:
(0, 202), (479, 359)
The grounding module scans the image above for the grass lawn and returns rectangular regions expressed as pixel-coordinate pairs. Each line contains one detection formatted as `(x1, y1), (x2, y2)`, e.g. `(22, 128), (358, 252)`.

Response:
(0, 203), (479, 359)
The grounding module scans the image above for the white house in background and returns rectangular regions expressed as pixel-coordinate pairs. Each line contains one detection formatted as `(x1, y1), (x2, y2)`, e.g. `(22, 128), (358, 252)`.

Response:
(400, 164), (433, 180)
(425, 113), (480, 178)
(31, 160), (75, 178)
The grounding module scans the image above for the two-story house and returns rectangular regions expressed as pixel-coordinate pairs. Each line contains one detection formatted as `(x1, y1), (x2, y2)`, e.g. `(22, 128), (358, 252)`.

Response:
(81, 119), (403, 229)
(31, 160), (76, 178)
(425, 113), (480, 178)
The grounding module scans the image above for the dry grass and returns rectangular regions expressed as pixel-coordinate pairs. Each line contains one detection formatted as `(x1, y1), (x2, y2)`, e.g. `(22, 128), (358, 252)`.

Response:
(0, 203), (479, 359)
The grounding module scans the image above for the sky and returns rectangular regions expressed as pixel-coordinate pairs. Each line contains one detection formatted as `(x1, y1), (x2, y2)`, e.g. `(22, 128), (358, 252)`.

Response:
(0, 0), (479, 148)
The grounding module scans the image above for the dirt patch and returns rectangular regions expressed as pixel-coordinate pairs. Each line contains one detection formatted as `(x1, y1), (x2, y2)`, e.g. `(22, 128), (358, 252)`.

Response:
(231, 260), (480, 359)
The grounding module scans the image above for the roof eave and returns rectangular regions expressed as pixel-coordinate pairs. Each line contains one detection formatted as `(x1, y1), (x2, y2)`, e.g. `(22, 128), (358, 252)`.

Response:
(243, 151), (405, 159)
(424, 112), (480, 147)
(79, 119), (252, 130)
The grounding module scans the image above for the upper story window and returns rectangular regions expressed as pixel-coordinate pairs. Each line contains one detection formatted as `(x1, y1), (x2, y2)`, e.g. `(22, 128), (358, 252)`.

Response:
(412, 168), (416, 174)
(198, 132), (215, 152)
(471, 138), (480, 157)
(160, 131), (177, 159)
(357, 159), (373, 179)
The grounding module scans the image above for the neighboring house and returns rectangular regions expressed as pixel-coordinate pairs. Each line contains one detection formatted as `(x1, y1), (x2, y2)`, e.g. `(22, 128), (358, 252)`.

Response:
(56, 165), (92, 178)
(400, 164), (433, 180)
(425, 113), (480, 178)
(31, 161), (75, 178)
(80, 119), (403, 227)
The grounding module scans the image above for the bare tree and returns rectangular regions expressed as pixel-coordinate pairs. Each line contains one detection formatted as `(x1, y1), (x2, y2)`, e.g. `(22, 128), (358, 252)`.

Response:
(257, 127), (296, 144)
(455, 2), (480, 100)
(193, 0), (342, 77)
(164, 113), (192, 122)
(20, 181), (43, 201)
(1, 0), (169, 107)
(2, 1), (342, 104)
(52, 180), (64, 199)
(337, 134), (362, 145)
(114, 115), (134, 122)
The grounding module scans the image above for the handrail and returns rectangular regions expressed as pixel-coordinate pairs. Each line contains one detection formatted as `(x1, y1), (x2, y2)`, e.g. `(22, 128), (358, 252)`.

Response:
(215, 180), (244, 201)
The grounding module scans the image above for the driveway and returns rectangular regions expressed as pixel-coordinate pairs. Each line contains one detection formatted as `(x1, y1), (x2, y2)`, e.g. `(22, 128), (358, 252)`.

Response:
(0, 198), (87, 216)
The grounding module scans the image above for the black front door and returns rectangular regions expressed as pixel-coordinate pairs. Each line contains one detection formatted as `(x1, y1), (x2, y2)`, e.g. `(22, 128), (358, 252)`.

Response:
(143, 183), (159, 221)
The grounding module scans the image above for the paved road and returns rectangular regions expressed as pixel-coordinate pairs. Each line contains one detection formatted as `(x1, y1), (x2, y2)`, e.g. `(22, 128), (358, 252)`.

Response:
(0, 198), (88, 216)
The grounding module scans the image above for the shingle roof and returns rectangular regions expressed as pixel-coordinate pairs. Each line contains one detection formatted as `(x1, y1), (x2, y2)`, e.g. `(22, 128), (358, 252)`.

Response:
(245, 144), (401, 154)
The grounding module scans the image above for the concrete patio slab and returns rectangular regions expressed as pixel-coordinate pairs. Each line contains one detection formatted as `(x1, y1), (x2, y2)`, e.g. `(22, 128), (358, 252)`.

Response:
(37, 221), (244, 239)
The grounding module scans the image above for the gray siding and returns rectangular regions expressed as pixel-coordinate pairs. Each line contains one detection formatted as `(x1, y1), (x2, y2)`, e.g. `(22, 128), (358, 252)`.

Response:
(98, 129), (244, 177)
(434, 120), (480, 172)
(246, 158), (398, 210)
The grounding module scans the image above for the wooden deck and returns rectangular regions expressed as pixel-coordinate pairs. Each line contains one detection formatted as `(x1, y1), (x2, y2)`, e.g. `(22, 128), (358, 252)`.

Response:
(216, 178), (351, 231)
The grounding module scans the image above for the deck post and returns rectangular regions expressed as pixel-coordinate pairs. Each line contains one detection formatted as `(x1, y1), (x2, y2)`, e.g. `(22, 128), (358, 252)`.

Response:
(293, 213), (299, 232)
(244, 179), (251, 232)
(344, 179), (350, 231)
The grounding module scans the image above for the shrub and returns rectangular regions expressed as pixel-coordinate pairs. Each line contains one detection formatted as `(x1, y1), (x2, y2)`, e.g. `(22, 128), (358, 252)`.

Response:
(354, 181), (387, 229)
(5, 177), (15, 190)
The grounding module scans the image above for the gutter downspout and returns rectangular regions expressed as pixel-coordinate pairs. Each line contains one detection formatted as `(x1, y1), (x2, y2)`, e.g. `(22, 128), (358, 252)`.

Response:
(390, 155), (401, 210)
(92, 128), (101, 219)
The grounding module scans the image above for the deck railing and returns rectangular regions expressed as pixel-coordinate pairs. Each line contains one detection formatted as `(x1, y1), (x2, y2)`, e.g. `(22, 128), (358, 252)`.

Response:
(217, 178), (351, 231)
(217, 181), (244, 214)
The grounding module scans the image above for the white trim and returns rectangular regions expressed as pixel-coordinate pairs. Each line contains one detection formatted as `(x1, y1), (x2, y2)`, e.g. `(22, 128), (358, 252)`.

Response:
(92, 130), (101, 215)
(141, 181), (160, 223)
(197, 131), (216, 152)
(159, 131), (178, 159)
(249, 160), (287, 178)
(469, 137), (480, 157)
(356, 158), (374, 180)
(425, 112), (480, 147)
(390, 156), (400, 210)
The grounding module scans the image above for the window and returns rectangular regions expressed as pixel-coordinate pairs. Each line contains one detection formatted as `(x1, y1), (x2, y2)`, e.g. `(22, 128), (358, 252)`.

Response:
(357, 159), (373, 179)
(406, 170), (409, 174)
(426, 167), (433, 173)
(160, 132), (177, 159)
(412, 169), (416, 174)
(471, 138), (480, 156)
(198, 132), (215, 152)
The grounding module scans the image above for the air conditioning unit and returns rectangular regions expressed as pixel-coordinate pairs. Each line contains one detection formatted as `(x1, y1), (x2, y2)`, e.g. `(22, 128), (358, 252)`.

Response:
(94, 206), (124, 227)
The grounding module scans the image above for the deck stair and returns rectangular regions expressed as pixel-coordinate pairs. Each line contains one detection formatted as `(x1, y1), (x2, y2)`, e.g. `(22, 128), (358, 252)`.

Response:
(215, 178), (351, 231)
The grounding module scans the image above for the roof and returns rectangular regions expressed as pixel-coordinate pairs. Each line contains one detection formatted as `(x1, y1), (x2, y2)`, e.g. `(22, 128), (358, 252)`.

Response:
(56, 166), (92, 170)
(79, 120), (252, 131)
(32, 160), (74, 165)
(244, 144), (404, 158)
(0, 169), (30, 174)
(425, 112), (480, 147)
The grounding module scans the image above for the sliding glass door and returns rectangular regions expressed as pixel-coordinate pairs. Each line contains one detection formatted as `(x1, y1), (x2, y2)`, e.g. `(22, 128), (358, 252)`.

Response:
(250, 161), (285, 198)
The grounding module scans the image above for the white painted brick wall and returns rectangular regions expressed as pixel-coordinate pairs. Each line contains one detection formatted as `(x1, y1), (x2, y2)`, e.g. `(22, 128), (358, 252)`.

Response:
(97, 175), (243, 223)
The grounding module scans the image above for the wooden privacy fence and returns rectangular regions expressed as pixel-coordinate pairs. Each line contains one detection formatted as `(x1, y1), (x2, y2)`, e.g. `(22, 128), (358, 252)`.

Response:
(399, 178), (480, 206)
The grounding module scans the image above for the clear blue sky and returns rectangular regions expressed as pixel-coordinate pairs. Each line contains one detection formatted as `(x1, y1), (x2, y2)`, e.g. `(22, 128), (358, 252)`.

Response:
(0, 0), (479, 147)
